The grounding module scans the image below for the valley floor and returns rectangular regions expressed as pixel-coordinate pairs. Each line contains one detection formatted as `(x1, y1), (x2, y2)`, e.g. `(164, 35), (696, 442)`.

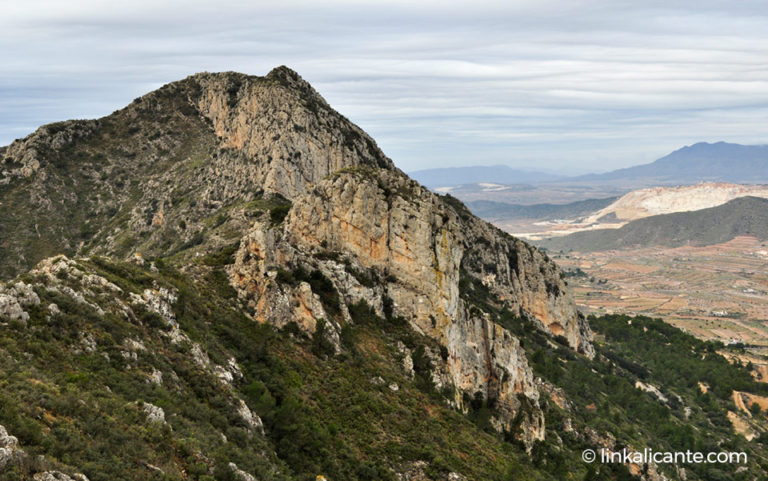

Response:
(550, 235), (768, 350)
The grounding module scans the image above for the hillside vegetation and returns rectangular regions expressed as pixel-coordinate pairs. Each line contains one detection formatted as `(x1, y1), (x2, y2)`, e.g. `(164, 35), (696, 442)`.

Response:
(2, 255), (767, 480)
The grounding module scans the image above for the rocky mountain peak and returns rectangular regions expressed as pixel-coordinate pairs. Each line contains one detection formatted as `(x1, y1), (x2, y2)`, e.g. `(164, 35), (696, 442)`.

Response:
(0, 67), (395, 276)
(3, 67), (756, 481)
(0, 68), (594, 448)
(264, 65), (320, 96)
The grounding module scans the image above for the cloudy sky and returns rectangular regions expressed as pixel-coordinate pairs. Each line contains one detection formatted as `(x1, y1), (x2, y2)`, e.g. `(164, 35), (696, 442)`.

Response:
(2, 1), (767, 174)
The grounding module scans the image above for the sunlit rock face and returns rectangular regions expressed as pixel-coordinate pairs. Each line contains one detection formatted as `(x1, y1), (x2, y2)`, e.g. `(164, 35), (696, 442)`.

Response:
(232, 167), (593, 448)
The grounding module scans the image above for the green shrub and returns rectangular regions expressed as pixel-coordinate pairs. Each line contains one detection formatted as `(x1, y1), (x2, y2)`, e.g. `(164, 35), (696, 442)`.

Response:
(269, 205), (291, 225)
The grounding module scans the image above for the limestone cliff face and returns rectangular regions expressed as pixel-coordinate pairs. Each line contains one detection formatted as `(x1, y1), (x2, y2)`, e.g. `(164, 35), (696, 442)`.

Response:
(445, 310), (544, 440)
(231, 167), (593, 446)
(193, 67), (394, 199)
(281, 168), (593, 357)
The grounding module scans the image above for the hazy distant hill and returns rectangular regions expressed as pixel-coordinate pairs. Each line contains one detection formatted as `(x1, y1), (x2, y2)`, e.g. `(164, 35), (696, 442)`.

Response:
(467, 196), (618, 221)
(538, 196), (768, 252)
(574, 141), (768, 186)
(411, 142), (768, 191)
(409, 165), (563, 188)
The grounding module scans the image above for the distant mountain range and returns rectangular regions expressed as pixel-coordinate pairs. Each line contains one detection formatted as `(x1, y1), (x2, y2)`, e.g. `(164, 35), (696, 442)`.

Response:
(573, 142), (768, 186)
(537, 196), (768, 252)
(408, 165), (563, 188)
(413, 142), (768, 190)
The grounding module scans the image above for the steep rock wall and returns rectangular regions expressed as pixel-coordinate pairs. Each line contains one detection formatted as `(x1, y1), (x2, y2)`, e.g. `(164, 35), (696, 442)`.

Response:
(282, 169), (593, 356)
(231, 168), (593, 446)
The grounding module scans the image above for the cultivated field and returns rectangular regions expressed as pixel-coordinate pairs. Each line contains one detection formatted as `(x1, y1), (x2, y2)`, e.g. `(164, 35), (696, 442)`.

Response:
(551, 236), (768, 347)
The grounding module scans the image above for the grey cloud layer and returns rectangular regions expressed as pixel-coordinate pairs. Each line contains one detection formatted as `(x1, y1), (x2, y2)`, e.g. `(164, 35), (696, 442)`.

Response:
(2, 0), (767, 173)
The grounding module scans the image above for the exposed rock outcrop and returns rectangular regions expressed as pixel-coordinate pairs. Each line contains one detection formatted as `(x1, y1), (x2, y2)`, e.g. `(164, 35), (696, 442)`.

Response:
(33, 472), (89, 481)
(0, 281), (41, 323)
(581, 427), (670, 481)
(142, 402), (166, 424)
(1, 425), (89, 480)
(395, 461), (467, 481)
(227, 463), (257, 481)
(282, 169), (592, 355)
(193, 67), (394, 199)
(231, 167), (593, 446)
(0, 424), (21, 469)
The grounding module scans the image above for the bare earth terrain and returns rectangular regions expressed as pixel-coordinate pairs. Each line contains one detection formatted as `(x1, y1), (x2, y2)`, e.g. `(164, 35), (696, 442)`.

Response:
(551, 235), (768, 347)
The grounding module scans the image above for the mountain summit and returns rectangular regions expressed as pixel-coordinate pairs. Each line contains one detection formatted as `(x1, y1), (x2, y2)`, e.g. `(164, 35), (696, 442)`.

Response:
(0, 67), (393, 277)
(0, 67), (597, 476)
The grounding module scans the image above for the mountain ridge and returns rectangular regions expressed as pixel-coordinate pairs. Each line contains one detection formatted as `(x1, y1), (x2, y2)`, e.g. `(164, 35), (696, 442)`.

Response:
(0, 66), (395, 278)
(571, 141), (768, 186)
(0, 64), (592, 441)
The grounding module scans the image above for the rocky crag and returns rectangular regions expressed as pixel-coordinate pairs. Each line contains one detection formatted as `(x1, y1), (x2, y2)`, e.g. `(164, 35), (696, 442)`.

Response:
(0, 67), (390, 278)
(232, 166), (593, 444)
(1, 67), (592, 448)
